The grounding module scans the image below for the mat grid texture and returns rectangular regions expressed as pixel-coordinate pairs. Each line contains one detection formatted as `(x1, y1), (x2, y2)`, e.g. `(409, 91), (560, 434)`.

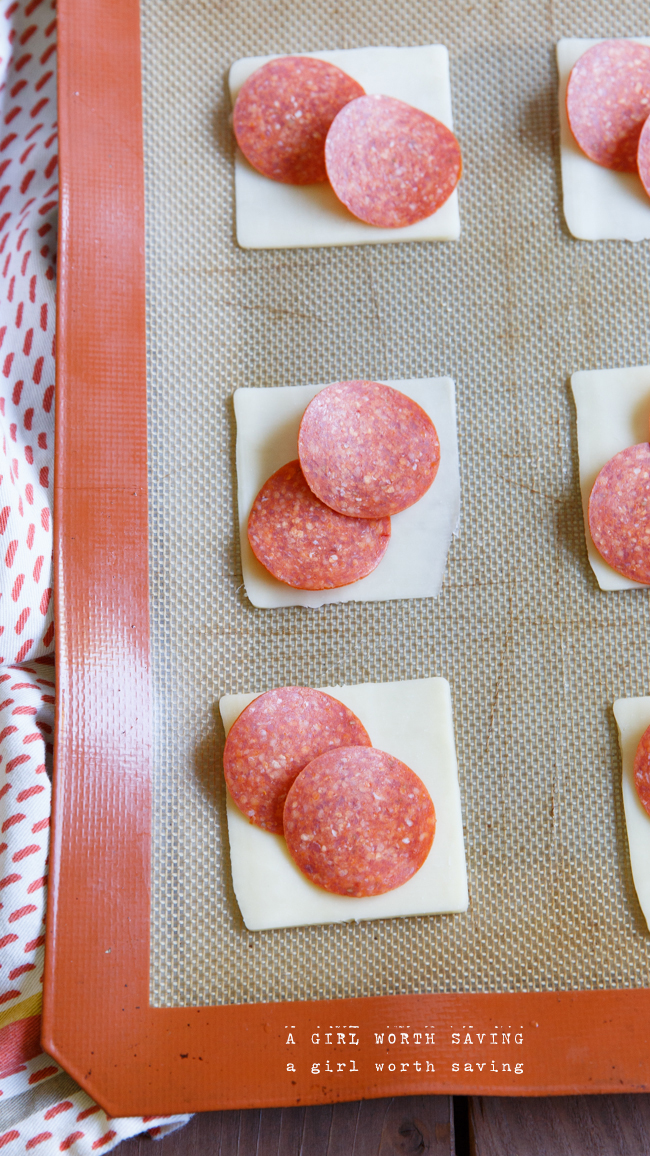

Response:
(141, 0), (650, 1007)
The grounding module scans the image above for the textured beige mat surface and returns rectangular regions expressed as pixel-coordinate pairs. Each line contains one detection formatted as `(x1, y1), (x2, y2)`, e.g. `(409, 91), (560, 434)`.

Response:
(142, 0), (650, 1007)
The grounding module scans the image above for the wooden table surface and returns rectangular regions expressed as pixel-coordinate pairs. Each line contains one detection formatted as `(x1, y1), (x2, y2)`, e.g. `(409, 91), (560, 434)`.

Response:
(114, 1096), (650, 1154)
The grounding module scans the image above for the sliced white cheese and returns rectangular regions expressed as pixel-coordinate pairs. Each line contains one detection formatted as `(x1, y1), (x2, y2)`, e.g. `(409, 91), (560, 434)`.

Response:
(571, 365), (650, 590)
(229, 45), (460, 250)
(235, 376), (460, 609)
(613, 696), (650, 931)
(557, 38), (650, 241)
(219, 677), (468, 931)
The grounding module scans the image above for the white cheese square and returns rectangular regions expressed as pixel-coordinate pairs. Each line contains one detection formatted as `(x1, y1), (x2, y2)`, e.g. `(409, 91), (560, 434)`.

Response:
(229, 45), (460, 250)
(235, 376), (460, 609)
(613, 696), (650, 931)
(571, 365), (650, 590)
(557, 38), (650, 241)
(219, 677), (468, 931)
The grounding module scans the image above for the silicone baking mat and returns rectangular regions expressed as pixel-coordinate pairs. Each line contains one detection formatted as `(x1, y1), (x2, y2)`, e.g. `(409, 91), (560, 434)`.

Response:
(142, 0), (650, 1009)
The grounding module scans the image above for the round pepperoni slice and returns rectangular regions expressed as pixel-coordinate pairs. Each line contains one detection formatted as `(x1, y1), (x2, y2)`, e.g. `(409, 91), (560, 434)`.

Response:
(634, 725), (650, 817)
(325, 94), (461, 227)
(284, 746), (435, 897)
(224, 687), (371, 834)
(566, 40), (650, 171)
(247, 459), (391, 589)
(298, 380), (440, 519)
(637, 113), (650, 196)
(588, 443), (650, 584)
(233, 57), (365, 185)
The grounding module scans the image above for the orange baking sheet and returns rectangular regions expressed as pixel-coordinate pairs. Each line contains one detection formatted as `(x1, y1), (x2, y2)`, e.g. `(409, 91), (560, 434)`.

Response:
(42, 0), (650, 1116)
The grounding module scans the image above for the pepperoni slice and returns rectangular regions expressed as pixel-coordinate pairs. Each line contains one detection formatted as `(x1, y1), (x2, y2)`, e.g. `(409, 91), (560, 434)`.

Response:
(588, 443), (650, 583)
(566, 40), (650, 171)
(247, 459), (391, 589)
(634, 725), (650, 817)
(224, 687), (371, 834)
(637, 114), (650, 196)
(284, 746), (435, 897)
(325, 94), (461, 227)
(298, 380), (440, 519)
(233, 57), (365, 185)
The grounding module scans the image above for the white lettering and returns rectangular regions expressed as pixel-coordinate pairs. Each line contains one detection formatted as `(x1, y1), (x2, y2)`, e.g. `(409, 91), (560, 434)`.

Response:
(311, 1063), (320, 1074)
(426, 1062), (435, 1072)
(515, 1063), (523, 1074)
(413, 1033), (422, 1044)
(375, 1033), (384, 1044)
(452, 1063), (460, 1072)
(465, 1063), (473, 1071)
(349, 1060), (358, 1072)
(515, 1033), (523, 1045)
(388, 1033), (396, 1044)
(337, 1033), (346, 1045)
(452, 1033), (460, 1045)
(287, 1063), (295, 1072)
(349, 1032), (359, 1046)
(426, 1033), (435, 1044)
(502, 1033), (510, 1045)
(476, 1033), (485, 1044)
(311, 1033), (320, 1045)
(401, 1033), (409, 1045)
(401, 1063), (409, 1071)
(389, 1063), (396, 1071)
(375, 1063), (384, 1071)
(338, 1062), (346, 1071)
(476, 1063), (486, 1071)
(464, 1033), (473, 1045)
(285, 1033), (295, 1045)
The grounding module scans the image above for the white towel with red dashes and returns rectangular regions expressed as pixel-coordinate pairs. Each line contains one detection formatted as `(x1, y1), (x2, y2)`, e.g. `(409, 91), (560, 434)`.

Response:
(0, 1), (192, 1151)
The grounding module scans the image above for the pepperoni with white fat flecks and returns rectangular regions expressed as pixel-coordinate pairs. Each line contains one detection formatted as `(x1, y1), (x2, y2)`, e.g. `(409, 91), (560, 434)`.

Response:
(283, 746), (435, 897)
(325, 94), (461, 227)
(566, 40), (650, 171)
(298, 380), (440, 519)
(224, 687), (371, 834)
(233, 56), (365, 185)
(588, 443), (650, 584)
(634, 724), (650, 818)
(247, 459), (391, 589)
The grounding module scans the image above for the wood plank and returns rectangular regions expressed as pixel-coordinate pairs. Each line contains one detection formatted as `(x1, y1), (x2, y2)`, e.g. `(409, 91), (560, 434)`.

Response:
(113, 1095), (454, 1154)
(470, 1095), (650, 1155)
